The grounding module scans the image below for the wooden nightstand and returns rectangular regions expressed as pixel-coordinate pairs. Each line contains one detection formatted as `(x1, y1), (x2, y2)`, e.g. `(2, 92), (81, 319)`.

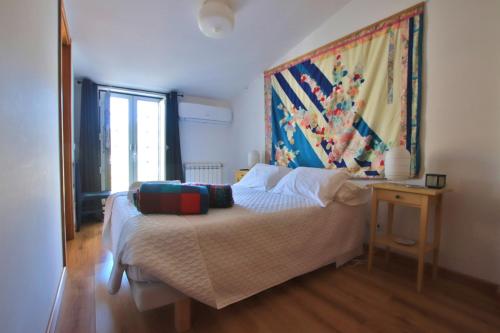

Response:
(234, 169), (249, 182)
(367, 183), (451, 292)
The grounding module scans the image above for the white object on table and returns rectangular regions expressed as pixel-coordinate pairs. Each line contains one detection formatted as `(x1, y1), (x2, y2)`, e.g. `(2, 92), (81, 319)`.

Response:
(384, 146), (410, 180)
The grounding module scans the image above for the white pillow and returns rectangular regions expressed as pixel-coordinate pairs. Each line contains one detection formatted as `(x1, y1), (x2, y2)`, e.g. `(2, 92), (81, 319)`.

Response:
(334, 181), (371, 206)
(236, 163), (291, 191)
(271, 167), (349, 207)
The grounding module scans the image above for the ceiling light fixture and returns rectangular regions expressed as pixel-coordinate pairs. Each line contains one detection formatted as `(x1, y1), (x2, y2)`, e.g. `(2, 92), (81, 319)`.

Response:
(198, 0), (234, 39)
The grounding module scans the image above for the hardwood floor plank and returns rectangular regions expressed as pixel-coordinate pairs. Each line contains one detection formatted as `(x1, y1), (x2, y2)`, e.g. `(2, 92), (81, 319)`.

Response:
(56, 274), (95, 333)
(308, 272), (446, 333)
(343, 264), (499, 333)
(55, 222), (500, 333)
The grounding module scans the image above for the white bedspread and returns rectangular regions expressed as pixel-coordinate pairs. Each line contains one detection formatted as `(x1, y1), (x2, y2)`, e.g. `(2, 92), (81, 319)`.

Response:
(103, 185), (367, 309)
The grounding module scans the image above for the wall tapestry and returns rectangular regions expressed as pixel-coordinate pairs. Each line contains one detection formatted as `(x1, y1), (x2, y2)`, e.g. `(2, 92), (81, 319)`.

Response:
(264, 3), (424, 178)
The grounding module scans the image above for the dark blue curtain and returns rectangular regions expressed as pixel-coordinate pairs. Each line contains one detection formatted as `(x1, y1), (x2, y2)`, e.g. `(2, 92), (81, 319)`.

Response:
(74, 78), (101, 229)
(165, 91), (184, 181)
(78, 78), (101, 192)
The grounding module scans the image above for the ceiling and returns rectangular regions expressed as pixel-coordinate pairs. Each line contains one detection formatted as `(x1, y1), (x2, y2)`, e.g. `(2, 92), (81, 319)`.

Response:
(65, 0), (350, 100)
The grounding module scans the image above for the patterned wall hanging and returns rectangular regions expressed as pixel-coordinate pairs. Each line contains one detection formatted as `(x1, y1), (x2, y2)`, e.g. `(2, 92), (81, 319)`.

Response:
(264, 3), (424, 178)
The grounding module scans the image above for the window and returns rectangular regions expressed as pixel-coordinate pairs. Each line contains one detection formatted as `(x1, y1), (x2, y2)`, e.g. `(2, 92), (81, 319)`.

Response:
(99, 89), (166, 193)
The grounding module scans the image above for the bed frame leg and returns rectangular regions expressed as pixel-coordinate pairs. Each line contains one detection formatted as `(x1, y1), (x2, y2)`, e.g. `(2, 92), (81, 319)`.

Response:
(174, 298), (191, 332)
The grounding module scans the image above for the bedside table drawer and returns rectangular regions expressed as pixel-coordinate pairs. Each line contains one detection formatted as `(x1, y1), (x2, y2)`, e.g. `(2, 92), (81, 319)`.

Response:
(377, 189), (422, 206)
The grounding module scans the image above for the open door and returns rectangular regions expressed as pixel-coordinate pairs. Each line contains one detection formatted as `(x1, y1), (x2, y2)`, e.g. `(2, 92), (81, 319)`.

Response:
(59, 0), (75, 262)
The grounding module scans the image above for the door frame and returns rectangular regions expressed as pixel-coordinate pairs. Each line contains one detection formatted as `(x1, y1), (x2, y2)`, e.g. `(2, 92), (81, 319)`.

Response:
(59, 0), (74, 266)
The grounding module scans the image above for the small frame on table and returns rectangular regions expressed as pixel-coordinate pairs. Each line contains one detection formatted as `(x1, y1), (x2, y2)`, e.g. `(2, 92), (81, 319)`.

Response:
(425, 173), (446, 189)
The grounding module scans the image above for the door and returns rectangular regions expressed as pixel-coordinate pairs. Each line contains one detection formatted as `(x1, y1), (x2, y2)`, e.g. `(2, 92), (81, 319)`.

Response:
(101, 91), (166, 193)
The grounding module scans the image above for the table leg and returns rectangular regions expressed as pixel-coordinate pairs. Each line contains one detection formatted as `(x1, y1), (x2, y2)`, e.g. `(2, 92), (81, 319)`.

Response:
(417, 197), (429, 292)
(433, 195), (443, 279)
(385, 203), (394, 265)
(174, 298), (191, 332)
(368, 191), (379, 272)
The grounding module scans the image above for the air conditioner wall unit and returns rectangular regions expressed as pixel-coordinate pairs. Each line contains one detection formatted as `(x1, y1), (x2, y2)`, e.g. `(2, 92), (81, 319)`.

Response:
(179, 101), (232, 125)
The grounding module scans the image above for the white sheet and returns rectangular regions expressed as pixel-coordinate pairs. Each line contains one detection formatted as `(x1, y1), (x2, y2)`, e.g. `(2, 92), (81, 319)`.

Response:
(103, 186), (367, 309)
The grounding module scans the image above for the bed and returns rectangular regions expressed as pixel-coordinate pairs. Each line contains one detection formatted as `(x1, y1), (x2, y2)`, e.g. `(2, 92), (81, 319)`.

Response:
(103, 182), (369, 331)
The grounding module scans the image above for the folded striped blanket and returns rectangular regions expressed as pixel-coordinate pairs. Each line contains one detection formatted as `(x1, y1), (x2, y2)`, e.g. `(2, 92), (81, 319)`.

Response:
(136, 183), (209, 215)
(194, 184), (234, 208)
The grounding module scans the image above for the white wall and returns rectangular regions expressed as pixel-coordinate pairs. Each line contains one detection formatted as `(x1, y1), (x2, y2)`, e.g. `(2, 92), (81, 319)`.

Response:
(230, 0), (500, 285)
(0, 0), (63, 332)
(179, 95), (234, 183)
(229, 77), (266, 175)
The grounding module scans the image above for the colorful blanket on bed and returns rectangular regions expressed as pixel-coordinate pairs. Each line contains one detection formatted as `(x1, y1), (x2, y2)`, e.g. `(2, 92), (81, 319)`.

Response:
(193, 184), (234, 208)
(136, 183), (209, 215)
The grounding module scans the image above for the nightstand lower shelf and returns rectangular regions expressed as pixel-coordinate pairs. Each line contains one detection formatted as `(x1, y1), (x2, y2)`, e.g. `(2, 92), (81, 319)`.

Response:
(374, 235), (436, 256)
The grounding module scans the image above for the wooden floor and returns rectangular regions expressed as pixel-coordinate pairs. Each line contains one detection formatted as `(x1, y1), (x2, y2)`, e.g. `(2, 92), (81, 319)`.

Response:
(55, 221), (500, 333)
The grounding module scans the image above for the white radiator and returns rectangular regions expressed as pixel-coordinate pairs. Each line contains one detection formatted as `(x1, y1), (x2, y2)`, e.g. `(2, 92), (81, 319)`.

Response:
(184, 162), (223, 184)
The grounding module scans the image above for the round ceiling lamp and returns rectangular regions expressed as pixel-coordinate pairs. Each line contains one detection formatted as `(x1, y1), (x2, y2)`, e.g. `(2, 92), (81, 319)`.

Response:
(198, 0), (234, 39)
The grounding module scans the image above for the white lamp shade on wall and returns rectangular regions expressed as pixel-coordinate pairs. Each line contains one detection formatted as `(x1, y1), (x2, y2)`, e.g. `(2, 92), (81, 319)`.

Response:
(384, 146), (411, 180)
(248, 150), (260, 169)
(198, 1), (234, 39)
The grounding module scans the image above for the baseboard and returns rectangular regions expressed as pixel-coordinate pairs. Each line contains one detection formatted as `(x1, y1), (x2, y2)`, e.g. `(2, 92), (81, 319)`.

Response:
(45, 267), (67, 333)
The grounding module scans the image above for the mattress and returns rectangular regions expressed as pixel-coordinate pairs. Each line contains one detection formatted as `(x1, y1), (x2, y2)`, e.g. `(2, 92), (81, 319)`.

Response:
(103, 185), (368, 309)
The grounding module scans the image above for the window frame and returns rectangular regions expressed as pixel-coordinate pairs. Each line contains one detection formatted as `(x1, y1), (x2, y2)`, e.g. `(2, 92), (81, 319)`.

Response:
(98, 87), (167, 192)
